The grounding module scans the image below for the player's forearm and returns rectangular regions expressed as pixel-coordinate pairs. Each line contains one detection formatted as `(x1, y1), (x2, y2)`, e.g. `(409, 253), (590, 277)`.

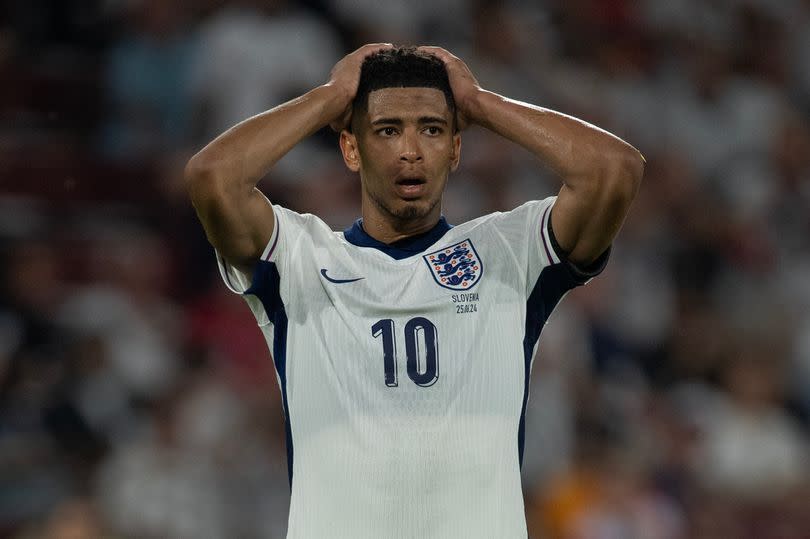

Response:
(467, 89), (644, 194)
(185, 84), (347, 192)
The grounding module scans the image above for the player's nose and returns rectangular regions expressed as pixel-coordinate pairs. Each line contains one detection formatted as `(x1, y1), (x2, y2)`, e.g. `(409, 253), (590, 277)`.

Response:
(399, 131), (423, 163)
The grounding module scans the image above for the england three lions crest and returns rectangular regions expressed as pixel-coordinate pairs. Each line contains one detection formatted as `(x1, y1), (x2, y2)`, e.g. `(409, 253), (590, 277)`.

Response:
(423, 239), (483, 291)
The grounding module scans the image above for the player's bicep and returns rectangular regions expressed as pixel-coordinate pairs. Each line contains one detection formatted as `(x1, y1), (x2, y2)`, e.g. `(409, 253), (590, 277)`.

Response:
(190, 179), (275, 274)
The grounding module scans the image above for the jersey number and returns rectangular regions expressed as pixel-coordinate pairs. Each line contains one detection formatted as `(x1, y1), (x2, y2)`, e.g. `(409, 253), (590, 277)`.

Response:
(371, 317), (439, 387)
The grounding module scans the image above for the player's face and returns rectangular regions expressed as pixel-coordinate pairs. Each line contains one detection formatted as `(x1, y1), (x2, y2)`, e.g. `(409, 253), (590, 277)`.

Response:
(341, 87), (461, 223)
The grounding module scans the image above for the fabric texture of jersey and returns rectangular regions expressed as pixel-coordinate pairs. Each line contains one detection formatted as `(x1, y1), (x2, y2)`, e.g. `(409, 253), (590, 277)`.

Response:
(216, 196), (608, 539)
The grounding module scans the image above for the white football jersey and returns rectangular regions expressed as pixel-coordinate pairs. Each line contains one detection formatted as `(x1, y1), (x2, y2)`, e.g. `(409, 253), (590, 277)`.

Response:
(216, 196), (607, 539)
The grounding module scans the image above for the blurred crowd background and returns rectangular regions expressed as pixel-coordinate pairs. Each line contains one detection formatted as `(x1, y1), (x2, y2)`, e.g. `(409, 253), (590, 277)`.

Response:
(2, 0), (810, 537)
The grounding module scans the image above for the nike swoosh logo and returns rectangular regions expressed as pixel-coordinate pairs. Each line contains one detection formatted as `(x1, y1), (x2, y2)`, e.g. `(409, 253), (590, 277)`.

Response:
(320, 268), (364, 284)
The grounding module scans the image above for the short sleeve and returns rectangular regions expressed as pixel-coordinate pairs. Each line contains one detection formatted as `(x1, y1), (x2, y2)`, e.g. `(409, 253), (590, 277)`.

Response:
(215, 204), (282, 295)
(214, 204), (291, 327)
(489, 196), (610, 298)
(213, 204), (332, 328)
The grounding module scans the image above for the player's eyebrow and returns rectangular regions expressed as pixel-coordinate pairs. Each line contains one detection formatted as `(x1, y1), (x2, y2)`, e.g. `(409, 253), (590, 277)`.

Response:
(371, 118), (403, 126)
(418, 116), (448, 125)
(370, 116), (448, 126)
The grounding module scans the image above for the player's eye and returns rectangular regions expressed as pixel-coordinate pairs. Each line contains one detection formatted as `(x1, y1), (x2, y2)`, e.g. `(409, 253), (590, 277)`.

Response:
(378, 127), (398, 137)
(424, 126), (442, 136)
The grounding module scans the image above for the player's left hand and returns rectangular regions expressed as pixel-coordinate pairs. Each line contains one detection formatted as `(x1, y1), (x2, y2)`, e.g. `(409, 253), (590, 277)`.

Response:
(418, 46), (482, 131)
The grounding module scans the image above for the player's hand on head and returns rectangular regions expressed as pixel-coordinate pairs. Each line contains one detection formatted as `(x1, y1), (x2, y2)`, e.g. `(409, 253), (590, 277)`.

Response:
(417, 46), (482, 131)
(327, 43), (394, 131)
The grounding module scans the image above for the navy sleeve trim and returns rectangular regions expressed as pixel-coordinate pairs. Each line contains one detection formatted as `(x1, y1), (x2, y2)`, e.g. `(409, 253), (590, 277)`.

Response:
(546, 212), (610, 284)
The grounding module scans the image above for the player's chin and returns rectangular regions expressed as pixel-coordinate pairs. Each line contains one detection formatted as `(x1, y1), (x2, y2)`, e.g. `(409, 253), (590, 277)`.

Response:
(391, 199), (433, 220)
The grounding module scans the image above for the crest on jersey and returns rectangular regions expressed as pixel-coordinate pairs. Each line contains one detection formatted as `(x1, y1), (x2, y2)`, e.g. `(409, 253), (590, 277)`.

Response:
(423, 239), (483, 291)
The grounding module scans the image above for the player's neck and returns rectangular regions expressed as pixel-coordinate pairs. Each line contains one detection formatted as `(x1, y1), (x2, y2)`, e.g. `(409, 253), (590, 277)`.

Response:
(360, 203), (442, 245)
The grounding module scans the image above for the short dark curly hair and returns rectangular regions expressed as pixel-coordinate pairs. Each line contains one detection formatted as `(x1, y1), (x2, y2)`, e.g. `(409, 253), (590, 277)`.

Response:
(350, 46), (456, 132)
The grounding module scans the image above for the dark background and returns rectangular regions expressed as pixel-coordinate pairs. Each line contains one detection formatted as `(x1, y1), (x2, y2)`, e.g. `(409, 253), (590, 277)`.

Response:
(1, 0), (809, 537)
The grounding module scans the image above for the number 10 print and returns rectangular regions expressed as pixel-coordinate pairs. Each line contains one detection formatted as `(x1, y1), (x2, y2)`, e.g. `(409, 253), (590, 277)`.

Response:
(371, 317), (439, 387)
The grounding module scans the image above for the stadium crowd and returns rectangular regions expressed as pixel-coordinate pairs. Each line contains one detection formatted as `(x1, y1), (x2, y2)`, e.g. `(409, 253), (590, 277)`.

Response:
(1, 0), (809, 537)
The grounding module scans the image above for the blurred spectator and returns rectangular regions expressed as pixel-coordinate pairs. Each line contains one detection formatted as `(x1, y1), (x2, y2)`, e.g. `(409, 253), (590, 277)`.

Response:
(95, 385), (227, 538)
(694, 342), (807, 499)
(57, 226), (182, 404)
(530, 425), (685, 539)
(95, 369), (289, 538)
(187, 0), (344, 184)
(327, 0), (469, 47)
(789, 1), (810, 108)
(2, 0), (810, 536)
(13, 497), (115, 539)
(189, 4), (338, 125)
(99, 0), (199, 158)
(186, 275), (279, 392)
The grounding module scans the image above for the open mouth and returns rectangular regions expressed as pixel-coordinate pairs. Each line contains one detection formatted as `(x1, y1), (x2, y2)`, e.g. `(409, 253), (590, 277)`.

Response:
(396, 177), (427, 186)
(394, 176), (427, 198)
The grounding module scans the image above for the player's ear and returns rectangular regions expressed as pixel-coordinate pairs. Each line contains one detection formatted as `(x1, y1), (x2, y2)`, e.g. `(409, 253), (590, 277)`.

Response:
(340, 130), (361, 172)
(450, 132), (461, 172)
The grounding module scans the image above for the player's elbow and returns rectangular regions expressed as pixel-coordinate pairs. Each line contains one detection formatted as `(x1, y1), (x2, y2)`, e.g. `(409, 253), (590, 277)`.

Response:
(604, 146), (644, 207)
(185, 154), (227, 207)
(623, 147), (645, 191)
(185, 153), (216, 189)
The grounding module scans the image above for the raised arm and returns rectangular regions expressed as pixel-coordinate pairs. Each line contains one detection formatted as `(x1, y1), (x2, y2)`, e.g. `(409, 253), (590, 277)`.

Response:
(185, 43), (392, 274)
(421, 47), (645, 267)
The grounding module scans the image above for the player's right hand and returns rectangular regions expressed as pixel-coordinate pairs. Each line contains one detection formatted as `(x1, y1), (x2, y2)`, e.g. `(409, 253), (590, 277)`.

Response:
(326, 43), (393, 131)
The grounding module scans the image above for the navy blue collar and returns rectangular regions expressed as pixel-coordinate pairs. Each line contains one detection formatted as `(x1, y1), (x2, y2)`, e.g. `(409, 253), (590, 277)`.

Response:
(343, 217), (453, 260)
